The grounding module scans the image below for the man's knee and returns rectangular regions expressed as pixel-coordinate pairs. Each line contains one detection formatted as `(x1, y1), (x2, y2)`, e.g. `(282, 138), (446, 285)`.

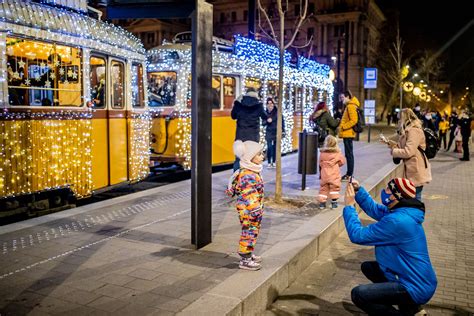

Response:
(351, 286), (363, 306)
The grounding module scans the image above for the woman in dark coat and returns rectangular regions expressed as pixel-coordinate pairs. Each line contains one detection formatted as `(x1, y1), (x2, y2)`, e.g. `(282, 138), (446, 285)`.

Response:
(310, 101), (340, 137)
(231, 87), (267, 170)
(263, 97), (284, 168)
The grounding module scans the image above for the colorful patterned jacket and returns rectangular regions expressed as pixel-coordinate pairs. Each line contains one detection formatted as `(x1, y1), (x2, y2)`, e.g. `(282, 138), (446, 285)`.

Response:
(226, 169), (264, 213)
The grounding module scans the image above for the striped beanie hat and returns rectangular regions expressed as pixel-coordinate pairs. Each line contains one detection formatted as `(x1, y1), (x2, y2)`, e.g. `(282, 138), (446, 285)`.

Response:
(387, 178), (416, 200)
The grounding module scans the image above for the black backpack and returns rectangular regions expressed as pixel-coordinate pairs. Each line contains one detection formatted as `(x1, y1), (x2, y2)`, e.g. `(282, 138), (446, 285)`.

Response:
(352, 107), (364, 133)
(313, 121), (327, 146)
(419, 128), (439, 160)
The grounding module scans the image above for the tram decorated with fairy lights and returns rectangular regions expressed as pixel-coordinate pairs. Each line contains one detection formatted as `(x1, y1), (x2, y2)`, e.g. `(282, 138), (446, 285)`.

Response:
(147, 33), (334, 169)
(0, 0), (150, 216)
(0, 1), (334, 217)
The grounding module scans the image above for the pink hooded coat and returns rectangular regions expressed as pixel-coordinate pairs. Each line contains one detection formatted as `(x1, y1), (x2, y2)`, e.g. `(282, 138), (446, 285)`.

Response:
(319, 151), (346, 185)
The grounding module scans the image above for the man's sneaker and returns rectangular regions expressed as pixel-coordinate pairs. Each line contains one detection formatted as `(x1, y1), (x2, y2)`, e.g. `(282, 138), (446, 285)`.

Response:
(341, 175), (351, 181)
(239, 258), (261, 271)
(414, 309), (427, 316)
(319, 202), (326, 210)
(331, 200), (338, 208)
(251, 254), (262, 263)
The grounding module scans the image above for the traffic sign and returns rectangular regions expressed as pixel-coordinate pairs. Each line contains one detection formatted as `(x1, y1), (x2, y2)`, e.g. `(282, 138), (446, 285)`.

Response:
(364, 99), (376, 125)
(364, 68), (377, 89)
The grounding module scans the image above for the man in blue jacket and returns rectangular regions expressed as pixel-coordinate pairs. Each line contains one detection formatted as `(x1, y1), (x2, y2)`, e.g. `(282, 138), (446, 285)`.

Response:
(343, 177), (437, 315)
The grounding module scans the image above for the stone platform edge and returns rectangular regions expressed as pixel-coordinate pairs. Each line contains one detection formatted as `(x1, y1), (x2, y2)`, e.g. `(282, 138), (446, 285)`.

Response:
(178, 163), (403, 316)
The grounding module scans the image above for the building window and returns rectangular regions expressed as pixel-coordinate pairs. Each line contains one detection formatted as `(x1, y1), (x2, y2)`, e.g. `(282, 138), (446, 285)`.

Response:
(243, 10), (248, 21)
(307, 27), (314, 40)
(231, 11), (237, 22)
(147, 32), (155, 45)
(308, 3), (315, 14)
(334, 24), (345, 37)
(220, 12), (226, 23)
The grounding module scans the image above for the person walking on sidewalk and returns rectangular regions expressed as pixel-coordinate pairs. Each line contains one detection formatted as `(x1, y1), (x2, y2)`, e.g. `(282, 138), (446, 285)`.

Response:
(387, 109), (431, 201)
(343, 178), (437, 316)
(446, 110), (458, 151)
(263, 97), (284, 168)
(339, 90), (360, 181)
(438, 116), (449, 150)
(458, 109), (473, 161)
(231, 87), (267, 171)
(318, 135), (345, 210)
(226, 140), (265, 271)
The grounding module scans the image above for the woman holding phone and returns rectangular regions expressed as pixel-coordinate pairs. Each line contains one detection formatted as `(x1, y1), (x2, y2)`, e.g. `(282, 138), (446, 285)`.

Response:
(381, 109), (431, 201)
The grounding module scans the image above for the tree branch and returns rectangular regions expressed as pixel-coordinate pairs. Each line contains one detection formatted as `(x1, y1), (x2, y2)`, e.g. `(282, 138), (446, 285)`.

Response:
(257, 0), (278, 44)
(285, 0), (308, 49)
(291, 35), (313, 49)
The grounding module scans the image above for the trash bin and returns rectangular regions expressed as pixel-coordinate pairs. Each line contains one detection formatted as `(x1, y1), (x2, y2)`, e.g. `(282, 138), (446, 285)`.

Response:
(298, 130), (318, 175)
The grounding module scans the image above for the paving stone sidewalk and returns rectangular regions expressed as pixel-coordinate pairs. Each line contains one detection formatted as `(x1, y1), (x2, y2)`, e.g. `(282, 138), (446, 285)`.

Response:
(265, 150), (474, 316)
(0, 142), (393, 315)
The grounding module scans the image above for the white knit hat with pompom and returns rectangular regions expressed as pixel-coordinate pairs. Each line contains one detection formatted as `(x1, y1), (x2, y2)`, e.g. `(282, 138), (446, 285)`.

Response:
(233, 140), (263, 162)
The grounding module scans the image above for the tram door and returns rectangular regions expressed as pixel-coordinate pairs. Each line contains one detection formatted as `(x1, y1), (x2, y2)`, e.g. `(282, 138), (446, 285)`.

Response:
(90, 56), (109, 190)
(107, 58), (128, 185)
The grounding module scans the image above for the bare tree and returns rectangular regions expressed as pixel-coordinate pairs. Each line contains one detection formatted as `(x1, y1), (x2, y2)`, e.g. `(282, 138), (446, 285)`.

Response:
(257, 0), (310, 203)
(377, 25), (408, 120)
(417, 50), (443, 85)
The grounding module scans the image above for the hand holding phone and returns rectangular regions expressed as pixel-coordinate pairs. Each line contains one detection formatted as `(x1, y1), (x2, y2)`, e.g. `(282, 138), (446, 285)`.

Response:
(379, 134), (389, 144)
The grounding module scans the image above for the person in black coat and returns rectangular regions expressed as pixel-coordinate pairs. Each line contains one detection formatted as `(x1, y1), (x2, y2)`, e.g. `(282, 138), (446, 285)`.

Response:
(262, 98), (284, 168)
(231, 87), (266, 170)
(458, 110), (473, 161)
(446, 110), (458, 151)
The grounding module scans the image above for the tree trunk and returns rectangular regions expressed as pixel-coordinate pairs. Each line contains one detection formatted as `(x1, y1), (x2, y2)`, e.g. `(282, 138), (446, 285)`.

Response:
(274, 10), (285, 203)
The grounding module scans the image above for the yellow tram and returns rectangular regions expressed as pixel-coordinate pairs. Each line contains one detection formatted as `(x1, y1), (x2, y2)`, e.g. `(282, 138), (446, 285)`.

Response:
(0, 0), (149, 216)
(147, 33), (334, 168)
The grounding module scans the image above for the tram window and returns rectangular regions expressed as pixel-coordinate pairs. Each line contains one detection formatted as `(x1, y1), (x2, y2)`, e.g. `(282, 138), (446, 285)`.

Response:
(294, 87), (303, 111)
(148, 71), (177, 107)
(312, 89), (319, 103)
(89, 56), (106, 108)
(244, 77), (263, 98)
(111, 60), (125, 109)
(267, 80), (279, 102)
(6, 37), (82, 107)
(212, 75), (221, 109)
(223, 76), (236, 109)
(131, 63), (145, 108)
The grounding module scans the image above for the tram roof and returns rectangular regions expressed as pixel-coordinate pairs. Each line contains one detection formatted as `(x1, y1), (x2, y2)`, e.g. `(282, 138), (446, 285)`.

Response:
(1, 0), (146, 58)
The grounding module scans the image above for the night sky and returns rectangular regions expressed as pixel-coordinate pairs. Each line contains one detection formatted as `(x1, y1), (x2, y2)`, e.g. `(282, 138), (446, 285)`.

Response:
(377, 0), (474, 96)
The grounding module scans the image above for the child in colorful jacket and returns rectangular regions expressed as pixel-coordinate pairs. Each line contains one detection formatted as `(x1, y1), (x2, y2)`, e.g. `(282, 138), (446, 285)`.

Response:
(226, 140), (265, 271)
(318, 135), (346, 209)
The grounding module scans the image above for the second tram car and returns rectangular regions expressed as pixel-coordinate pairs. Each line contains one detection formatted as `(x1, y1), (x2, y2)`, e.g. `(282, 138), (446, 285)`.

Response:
(147, 33), (334, 169)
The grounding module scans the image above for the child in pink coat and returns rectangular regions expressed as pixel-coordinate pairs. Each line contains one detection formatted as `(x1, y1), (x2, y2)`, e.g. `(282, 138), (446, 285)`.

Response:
(318, 135), (346, 209)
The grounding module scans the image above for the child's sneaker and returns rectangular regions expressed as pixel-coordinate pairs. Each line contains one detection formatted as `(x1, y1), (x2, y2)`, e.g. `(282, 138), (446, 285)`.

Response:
(319, 202), (326, 210)
(331, 200), (338, 208)
(239, 258), (261, 271)
(251, 254), (262, 263)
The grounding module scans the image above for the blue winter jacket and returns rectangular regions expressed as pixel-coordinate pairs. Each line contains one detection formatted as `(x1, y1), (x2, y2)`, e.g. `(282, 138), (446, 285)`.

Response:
(343, 187), (437, 304)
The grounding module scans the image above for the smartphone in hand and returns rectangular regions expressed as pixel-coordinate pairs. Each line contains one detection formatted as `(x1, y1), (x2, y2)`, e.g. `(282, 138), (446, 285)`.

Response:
(379, 134), (389, 144)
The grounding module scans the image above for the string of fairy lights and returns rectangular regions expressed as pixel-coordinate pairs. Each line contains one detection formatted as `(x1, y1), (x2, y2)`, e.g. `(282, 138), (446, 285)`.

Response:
(1, 1), (149, 199)
(148, 35), (333, 167)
